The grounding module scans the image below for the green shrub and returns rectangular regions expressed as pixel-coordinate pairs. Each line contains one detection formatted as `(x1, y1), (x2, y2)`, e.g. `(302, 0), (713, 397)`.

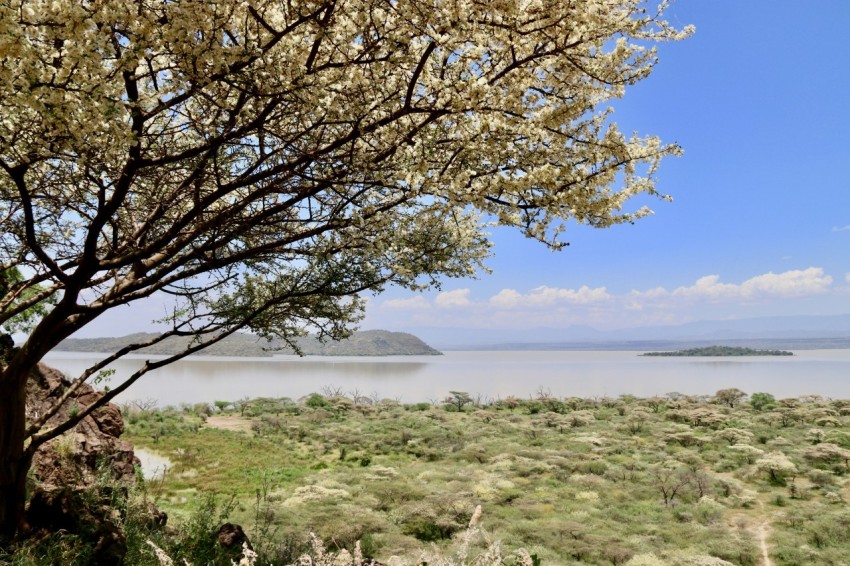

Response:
(359, 532), (381, 559)
(168, 492), (238, 565)
(305, 393), (331, 409)
(192, 402), (212, 416)
(749, 392), (776, 412)
(575, 460), (609, 475)
(1, 532), (94, 566)
(402, 519), (455, 542)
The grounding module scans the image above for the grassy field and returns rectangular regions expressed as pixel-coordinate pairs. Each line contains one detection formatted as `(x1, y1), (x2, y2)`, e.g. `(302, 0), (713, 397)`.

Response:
(123, 390), (850, 565)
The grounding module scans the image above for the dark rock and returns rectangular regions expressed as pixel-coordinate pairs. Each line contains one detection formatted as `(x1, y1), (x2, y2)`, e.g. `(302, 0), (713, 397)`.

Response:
(26, 487), (127, 566)
(94, 404), (125, 438)
(217, 522), (250, 549)
(146, 506), (169, 531)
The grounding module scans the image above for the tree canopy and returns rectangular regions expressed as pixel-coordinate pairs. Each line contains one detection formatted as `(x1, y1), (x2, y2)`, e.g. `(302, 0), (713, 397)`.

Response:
(0, 0), (690, 538)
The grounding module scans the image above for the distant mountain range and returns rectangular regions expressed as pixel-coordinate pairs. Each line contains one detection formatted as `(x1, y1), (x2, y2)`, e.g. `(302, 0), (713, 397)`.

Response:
(56, 314), (850, 355)
(401, 314), (850, 351)
(57, 330), (442, 357)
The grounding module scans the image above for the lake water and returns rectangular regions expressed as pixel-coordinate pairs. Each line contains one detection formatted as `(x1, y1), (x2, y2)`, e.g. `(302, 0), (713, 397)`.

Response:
(43, 349), (850, 406)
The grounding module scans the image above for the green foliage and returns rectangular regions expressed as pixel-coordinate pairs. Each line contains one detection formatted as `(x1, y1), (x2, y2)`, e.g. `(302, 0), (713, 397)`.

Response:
(749, 392), (776, 412)
(402, 518), (455, 542)
(0, 532), (94, 565)
(443, 391), (474, 411)
(168, 493), (239, 565)
(305, 393), (331, 409)
(121, 391), (850, 565)
(0, 267), (55, 335)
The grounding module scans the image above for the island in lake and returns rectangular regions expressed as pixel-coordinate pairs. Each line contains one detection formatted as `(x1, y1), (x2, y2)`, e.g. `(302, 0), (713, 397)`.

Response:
(57, 329), (441, 357)
(642, 345), (794, 357)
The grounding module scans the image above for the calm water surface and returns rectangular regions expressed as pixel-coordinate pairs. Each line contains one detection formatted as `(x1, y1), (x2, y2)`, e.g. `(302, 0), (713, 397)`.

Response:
(44, 349), (850, 406)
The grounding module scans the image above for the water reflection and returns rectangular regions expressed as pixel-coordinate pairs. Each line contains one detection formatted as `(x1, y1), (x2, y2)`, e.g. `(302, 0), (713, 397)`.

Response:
(43, 349), (850, 407)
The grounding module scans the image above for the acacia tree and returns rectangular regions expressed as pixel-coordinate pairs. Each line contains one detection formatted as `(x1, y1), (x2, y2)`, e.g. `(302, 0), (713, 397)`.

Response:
(0, 0), (690, 538)
(714, 387), (747, 408)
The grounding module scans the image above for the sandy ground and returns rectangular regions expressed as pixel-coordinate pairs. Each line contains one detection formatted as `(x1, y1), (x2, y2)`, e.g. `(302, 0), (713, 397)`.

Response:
(756, 518), (772, 566)
(204, 415), (253, 432)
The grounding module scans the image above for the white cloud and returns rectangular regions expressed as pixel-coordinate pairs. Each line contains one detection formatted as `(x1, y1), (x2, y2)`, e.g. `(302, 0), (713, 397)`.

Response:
(435, 288), (471, 308)
(368, 268), (840, 331)
(846, 272), (850, 284)
(527, 285), (610, 306)
(490, 288), (522, 308)
(745, 268), (833, 297)
(671, 268), (832, 302)
(671, 274), (738, 301)
(630, 286), (670, 300)
(832, 225), (850, 232)
(489, 285), (610, 308)
(383, 296), (430, 310)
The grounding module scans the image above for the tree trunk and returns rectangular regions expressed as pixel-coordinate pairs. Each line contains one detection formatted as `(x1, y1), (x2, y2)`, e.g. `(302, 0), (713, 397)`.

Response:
(0, 372), (30, 542)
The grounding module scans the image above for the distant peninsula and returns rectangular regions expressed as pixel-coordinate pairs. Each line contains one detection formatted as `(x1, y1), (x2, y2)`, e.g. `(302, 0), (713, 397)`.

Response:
(642, 345), (793, 357)
(57, 330), (442, 357)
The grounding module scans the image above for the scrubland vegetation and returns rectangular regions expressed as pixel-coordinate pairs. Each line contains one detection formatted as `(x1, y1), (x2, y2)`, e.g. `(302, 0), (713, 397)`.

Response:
(110, 388), (850, 565)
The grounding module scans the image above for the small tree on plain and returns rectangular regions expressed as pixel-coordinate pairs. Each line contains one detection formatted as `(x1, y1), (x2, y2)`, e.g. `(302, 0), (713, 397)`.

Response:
(714, 388), (747, 408)
(756, 451), (798, 484)
(444, 391), (473, 412)
(649, 462), (691, 506)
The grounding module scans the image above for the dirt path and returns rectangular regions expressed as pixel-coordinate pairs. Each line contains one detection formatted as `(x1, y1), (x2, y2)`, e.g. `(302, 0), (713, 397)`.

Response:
(205, 415), (253, 432)
(727, 509), (772, 566)
(756, 518), (772, 566)
(718, 472), (773, 566)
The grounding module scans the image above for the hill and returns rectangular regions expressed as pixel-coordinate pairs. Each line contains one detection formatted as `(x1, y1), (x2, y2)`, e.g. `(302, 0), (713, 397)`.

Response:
(56, 330), (441, 357)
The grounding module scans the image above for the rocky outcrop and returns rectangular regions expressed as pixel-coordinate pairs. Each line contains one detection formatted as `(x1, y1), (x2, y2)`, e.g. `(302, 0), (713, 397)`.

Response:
(24, 363), (148, 564)
(23, 363), (247, 563)
(27, 363), (138, 487)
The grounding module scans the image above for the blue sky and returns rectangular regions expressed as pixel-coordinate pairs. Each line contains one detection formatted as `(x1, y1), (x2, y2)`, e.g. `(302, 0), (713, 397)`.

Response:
(79, 2), (850, 339)
(362, 1), (850, 334)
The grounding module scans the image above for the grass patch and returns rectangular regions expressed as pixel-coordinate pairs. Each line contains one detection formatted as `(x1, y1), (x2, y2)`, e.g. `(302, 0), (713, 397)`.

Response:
(122, 391), (850, 564)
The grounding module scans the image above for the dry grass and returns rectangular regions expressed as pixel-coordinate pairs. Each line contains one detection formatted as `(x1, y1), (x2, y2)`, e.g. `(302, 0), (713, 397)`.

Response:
(205, 415), (253, 433)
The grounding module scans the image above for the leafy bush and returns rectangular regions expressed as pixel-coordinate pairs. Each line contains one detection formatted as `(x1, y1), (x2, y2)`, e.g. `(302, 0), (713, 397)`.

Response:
(305, 394), (331, 409)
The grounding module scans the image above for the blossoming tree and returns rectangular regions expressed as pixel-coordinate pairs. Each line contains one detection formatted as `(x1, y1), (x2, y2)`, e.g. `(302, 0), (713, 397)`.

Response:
(0, 0), (690, 537)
